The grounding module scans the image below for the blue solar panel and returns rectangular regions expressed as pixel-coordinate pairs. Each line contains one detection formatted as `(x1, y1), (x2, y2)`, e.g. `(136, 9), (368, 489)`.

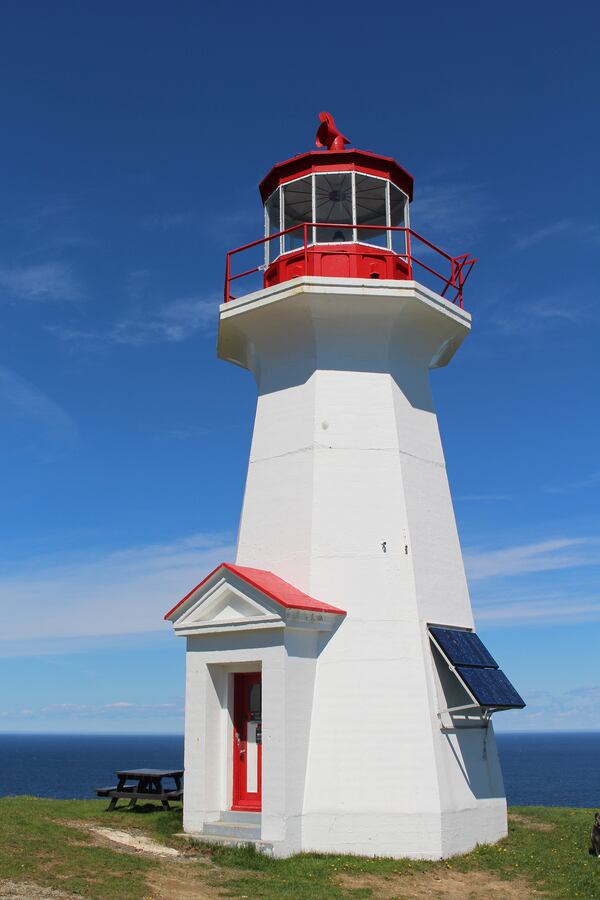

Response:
(429, 626), (498, 668)
(456, 666), (526, 708)
(429, 625), (525, 709)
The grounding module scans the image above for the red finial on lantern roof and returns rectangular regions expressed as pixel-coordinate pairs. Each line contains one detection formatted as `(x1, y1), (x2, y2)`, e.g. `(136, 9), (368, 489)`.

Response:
(315, 112), (350, 152)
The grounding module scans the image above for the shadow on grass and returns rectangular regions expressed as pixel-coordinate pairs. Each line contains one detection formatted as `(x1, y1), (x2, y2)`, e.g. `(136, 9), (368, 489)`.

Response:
(112, 803), (175, 815)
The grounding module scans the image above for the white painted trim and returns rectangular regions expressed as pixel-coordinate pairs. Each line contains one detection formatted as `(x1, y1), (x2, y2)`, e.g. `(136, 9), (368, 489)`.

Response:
(385, 180), (391, 250)
(170, 570), (342, 637)
(220, 276), (472, 327)
(351, 170), (357, 243)
(263, 204), (269, 269)
(174, 618), (284, 637)
(311, 173), (316, 244)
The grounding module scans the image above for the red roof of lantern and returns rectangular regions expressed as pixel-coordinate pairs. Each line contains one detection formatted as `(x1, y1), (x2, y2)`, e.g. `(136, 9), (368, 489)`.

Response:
(259, 149), (414, 204)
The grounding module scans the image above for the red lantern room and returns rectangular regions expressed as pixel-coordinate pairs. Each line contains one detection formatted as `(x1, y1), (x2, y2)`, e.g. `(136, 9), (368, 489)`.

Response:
(225, 113), (475, 307)
(260, 136), (413, 286)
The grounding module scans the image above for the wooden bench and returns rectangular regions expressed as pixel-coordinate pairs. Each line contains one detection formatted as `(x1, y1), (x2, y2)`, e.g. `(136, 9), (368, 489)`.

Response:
(95, 785), (134, 796)
(96, 768), (183, 811)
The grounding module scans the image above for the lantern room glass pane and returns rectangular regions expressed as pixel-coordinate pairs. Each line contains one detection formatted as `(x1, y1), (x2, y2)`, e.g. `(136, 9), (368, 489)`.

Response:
(355, 174), (387, 248)
(315, 173), (353, 243)
(390, 185), (407, 257)
(283, 176), (312, 253)
(266, 189), (281, 263)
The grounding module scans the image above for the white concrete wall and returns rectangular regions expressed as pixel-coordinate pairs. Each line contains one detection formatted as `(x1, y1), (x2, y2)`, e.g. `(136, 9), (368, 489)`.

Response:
(211, 278), (507, 857)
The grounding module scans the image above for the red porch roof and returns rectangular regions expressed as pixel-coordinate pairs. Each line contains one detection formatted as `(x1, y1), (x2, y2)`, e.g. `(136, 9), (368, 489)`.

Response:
(164, 562), (346, 620)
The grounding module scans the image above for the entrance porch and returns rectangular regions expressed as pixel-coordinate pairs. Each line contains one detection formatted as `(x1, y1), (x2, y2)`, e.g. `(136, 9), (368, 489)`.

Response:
(164, 562), (345, 854)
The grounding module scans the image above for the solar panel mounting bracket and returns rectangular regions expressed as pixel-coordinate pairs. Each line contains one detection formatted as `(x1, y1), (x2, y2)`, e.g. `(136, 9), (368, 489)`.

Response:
(437, 702), (481, 716)
(436, 703), (494, 731)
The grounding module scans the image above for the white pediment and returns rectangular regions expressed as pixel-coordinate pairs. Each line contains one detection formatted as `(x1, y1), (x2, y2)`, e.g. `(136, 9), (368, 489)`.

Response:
(171, 576), (283, 636)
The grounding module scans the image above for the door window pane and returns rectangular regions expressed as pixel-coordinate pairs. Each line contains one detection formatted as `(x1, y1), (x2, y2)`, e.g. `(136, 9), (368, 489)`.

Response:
(283, 176), (312, 252)
(315, 173), (353, 243)
(266, 189), (281, 263)
(355, 174), (387, 248)
(248, 683), (261, 721)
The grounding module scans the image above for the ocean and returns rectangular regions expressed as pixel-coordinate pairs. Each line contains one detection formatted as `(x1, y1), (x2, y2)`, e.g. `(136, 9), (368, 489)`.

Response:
(0, 731), (599, 807)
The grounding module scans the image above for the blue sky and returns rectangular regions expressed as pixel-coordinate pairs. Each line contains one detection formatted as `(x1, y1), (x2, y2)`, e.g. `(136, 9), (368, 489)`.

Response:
(1, 1), (599, 733)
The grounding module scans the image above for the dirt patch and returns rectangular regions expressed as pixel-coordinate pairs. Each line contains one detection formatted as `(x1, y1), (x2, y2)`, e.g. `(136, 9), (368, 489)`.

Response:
(146, 857), (267, 900)
(509, 813), (556, 832)
(69, 824), (248, 899)
(0, 882), (80, 900)
(336, 869), (543, 898)
(84, 825), (180, 857)
(147, 861), (226, 900)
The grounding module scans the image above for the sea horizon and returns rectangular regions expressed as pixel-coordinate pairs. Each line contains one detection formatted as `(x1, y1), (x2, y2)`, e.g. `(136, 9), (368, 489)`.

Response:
(2, 728), (600, 736)
(1, 730), (599, 808)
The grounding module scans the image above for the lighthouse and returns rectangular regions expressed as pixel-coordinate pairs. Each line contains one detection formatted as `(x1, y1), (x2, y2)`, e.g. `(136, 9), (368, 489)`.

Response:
(165, 114), (524, 859)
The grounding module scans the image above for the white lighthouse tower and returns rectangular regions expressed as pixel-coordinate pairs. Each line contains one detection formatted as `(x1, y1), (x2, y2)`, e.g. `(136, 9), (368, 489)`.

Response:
(165, 114), (524, 859)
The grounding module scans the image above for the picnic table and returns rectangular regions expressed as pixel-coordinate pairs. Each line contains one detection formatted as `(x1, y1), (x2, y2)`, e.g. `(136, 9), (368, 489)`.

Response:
(96, 768), (183, 811)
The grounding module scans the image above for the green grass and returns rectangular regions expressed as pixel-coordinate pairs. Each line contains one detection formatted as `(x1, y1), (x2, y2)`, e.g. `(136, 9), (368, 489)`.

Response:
(0, 798), (598, 898)
(452, 807), (600, 898)
(0, 797), (152, 898)
(201, 807), (600, 898)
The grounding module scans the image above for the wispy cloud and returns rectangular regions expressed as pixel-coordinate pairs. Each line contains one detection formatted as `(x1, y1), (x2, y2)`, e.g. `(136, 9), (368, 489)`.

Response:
(141, 211), (192, 230)
(140, 205), (257, 238)
(0, 531), (235, 643)
(543, 471), (600, 494)
(464, 537), (599, 581)
(0, 197), (99, 255)
(0, 701), (183, 722)
(474, 593), (600, 625)
(491, 297), (593, 334)
(463, 533), (600, 627)
(410, 176), (502, 245)
(0, 631), (172, 660)
(0, 261), (84, 302)
(495, 684), (600, 731)
(0, 364), (79, 459)
(112, 297), (216, 345)
(514, 219), (600, 251)
(152, 425), (214, 443)
(49, 295), (217, 347)
(456, 494), (512, 502)
(0, 197), (72, 231)
(513, 220), (571, 251)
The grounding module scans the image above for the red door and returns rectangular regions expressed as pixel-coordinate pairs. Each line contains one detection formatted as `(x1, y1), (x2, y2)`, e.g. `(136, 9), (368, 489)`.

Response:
(232, 672), (262, 811)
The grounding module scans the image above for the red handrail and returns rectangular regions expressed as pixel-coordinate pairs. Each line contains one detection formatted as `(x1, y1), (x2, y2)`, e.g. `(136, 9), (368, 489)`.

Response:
(224, 223), (475, 308)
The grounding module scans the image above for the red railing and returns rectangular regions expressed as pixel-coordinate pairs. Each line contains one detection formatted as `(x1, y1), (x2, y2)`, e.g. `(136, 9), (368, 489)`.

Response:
(224, 223), (476, 308)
